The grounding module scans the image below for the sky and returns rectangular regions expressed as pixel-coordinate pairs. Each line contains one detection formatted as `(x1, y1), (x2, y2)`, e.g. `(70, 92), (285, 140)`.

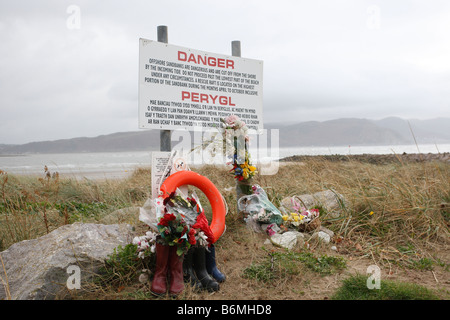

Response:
(0, 0), (449, 144)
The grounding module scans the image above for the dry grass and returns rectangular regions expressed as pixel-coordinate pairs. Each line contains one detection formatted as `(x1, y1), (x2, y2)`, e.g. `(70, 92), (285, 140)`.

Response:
(1, 157), (449, 300)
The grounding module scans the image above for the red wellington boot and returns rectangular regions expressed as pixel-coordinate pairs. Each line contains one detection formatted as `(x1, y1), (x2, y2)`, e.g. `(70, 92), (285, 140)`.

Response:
(168, 246), (184, 296)
(151, 243), (170, 296)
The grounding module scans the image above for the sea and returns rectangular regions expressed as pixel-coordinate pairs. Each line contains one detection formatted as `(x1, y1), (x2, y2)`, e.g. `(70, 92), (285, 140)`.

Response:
(1, 143), (449, 180)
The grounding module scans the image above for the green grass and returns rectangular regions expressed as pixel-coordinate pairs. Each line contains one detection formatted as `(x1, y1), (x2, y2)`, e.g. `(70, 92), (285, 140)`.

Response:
(96, 243), (155, 287)
(332, 274), (440, 300)
(243, 249), (347, 283)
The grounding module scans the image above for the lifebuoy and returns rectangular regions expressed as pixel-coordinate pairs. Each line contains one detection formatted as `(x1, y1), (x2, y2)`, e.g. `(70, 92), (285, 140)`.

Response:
(159, 170), (226, 243)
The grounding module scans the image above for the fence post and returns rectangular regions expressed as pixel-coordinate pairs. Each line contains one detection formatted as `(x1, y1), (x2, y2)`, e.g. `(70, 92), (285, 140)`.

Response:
(158, 25), (171, 152)
(231, 40), (241, 58)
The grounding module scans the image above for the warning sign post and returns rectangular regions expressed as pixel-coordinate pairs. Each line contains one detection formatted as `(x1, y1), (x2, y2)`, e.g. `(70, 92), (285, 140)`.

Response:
(138, 39), (264, 132)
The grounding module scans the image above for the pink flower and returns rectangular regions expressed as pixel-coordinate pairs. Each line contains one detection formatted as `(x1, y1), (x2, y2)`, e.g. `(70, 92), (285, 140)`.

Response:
(225, 115), (239, 127)
(266, 224), (276, 236)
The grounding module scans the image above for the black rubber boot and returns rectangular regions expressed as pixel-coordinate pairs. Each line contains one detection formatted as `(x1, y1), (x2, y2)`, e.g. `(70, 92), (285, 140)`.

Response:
(193, 246), (219, 292)
(183, 247), (203, 291)
(205, 244), (226, 283)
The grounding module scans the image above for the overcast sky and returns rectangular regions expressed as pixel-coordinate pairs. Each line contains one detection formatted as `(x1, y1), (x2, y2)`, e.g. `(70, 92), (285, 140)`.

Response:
(1, 0), (449, 144)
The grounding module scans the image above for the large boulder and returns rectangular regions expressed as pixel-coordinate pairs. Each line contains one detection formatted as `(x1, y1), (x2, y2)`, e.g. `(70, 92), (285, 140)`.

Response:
(0, 222), (134, 300)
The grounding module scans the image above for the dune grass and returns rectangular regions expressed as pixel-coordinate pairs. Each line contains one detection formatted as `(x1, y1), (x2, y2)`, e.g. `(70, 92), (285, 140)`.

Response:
(0, 157), (449, 300)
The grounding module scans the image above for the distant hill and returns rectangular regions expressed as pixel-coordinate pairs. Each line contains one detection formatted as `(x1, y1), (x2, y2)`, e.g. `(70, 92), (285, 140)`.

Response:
(0, 117), (449, 154)
(373, 117), (450, 144)
(274, 118), (409, 147)
(270, 117), (450, 147)
(0, 131), (160, 154)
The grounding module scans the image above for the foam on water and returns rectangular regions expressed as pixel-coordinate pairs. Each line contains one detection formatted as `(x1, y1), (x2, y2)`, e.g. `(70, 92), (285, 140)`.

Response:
(1, 144), (448, 179)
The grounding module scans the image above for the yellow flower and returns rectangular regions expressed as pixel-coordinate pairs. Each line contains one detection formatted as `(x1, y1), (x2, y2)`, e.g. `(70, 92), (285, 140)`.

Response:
(369, 211), (374, 216)
(242, 168), (249, 179)
(282, 215), (289, 221)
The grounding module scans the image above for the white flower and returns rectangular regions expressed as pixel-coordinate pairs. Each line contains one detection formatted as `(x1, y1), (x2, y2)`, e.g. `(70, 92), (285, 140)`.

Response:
(145, 231), (157, 242)
(140, 240), (149, 250)
(132, 236), (140, 245)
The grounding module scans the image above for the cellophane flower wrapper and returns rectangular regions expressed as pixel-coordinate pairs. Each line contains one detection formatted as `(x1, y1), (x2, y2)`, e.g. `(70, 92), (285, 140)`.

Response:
(238, 185), (283, 225)
(163, 188), (199, 226)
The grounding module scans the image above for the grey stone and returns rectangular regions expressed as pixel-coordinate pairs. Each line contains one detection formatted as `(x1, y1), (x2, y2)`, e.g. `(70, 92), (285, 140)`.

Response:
(0, 223), (134, 300)
(319, 226), (335, 238)
(270, 231), (305, 250)
(311, 231), (331, 244)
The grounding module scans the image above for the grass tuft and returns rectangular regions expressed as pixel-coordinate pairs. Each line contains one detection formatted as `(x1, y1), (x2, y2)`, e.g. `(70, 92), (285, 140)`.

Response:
(332, 274), (440, 300)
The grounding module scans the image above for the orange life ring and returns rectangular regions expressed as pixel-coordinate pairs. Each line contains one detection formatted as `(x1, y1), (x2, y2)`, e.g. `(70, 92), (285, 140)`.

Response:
(159, 170), (226, 243)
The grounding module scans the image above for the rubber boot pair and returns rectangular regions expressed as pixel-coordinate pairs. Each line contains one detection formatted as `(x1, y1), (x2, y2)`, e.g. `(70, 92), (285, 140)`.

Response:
(205, 244), (226, 283)
(151, 243), (184, 296)
(183, 246), (219, 292)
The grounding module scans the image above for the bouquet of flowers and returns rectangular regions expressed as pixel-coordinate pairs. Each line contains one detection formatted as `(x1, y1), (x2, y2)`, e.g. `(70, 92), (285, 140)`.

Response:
(281, 198), (321, 231)
(133, 231), (158, 259)
(238, 185), (283, 224)
(221, 115), (257, 182)
(156, 189), (215, 256)
(157, 211), (191, 256)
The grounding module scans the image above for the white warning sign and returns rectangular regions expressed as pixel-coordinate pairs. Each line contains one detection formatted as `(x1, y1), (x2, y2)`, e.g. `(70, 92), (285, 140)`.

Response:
(138, 39), (264, 131)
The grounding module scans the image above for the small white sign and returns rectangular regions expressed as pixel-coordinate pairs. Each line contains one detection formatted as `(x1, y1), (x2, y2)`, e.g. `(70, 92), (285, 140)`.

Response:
(151, 151), (171, 200)
(139, 39), (264, 132)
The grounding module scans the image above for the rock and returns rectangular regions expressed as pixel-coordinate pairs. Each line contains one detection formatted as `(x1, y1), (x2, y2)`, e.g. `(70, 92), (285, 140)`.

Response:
(318, 226), (335, 238)
(100, 207), (140, 225)
(138, 272), (149, 284)
(281, 190), (345, 218)
(270, 231), (305, 250)
(0, 222), (134, 300)
(311, 231), (331, 244)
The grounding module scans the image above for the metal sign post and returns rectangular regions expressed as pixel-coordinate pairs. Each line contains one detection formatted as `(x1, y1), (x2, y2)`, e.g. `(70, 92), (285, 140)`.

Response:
(157, 25), (171, 152)
(231, 40), (241, 58)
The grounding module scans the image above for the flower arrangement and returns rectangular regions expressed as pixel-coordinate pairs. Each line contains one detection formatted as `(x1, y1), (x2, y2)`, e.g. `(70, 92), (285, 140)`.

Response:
(134, 188), (215, 258)
(133, 231), (157, 259)
(157, 211), (191, 256)
(152, 190), (215, 256)
(281, 209), (319, 226)
(221, 115), (257, 182)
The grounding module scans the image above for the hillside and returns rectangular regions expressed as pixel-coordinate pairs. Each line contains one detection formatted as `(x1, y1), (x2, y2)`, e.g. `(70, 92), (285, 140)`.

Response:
(0, 131), (160, 154)
(274, 118), (409, 147)
(0, 117), (449, 154)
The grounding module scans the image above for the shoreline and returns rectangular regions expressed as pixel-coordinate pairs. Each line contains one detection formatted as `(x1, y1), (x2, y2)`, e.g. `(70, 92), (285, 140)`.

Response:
(3, 152), (448, 181)
(280, 152), (450, 164)
(4, 169), (136, 181)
